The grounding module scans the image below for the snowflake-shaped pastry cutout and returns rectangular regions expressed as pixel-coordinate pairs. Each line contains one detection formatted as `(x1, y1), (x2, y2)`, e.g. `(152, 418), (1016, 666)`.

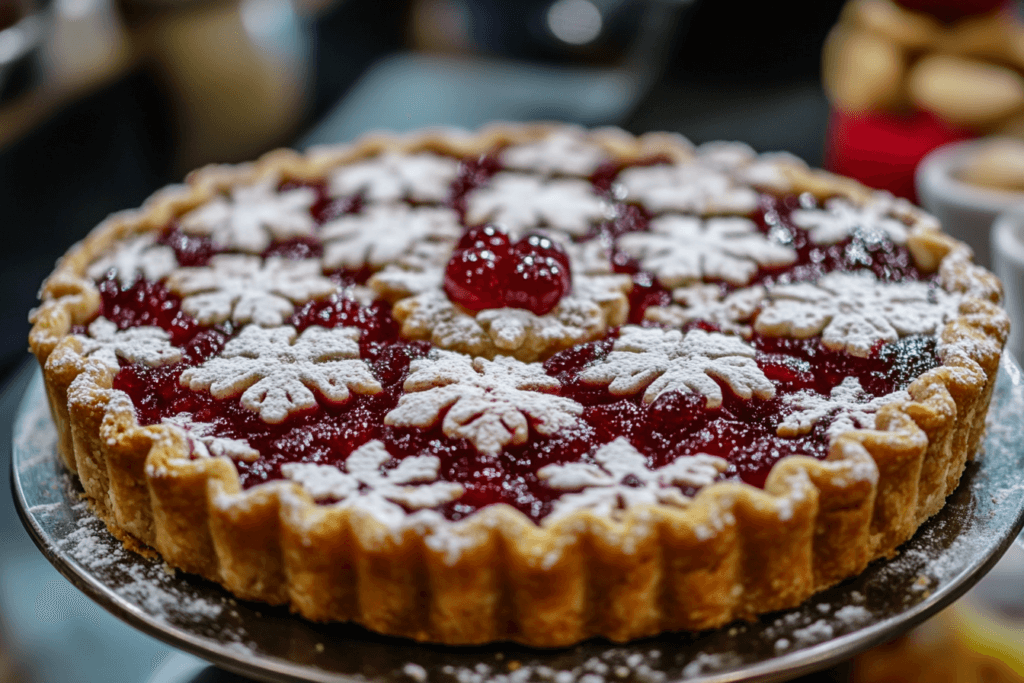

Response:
(616, 163), (760, 216)
(477, 278), (628, 355)
(777, 377), (910, 441)
(733, 152), (806, 193)
(167, 254), (336, 327)
(369, 266), (445, 302)
(791, 195), (911, 246)
(162, 414), (260, 461)
(577, 326), (775, 407)
(281, 440), (463, 523)
(179, 177), (316, 253)
(692, 142), (806, 194)
(384, 350), (584, 456)
(755, 271), (959, 358)
(538, 437), (728, 521)
(694, 141), (758, 170)
(328, 151), (460, 204)
(86, 233), (178, 287)
(369, 226), (622, 305)
(562, 238), (614, 275)
(354, 240), (457, 304)
(644, 284), (765, 336)
(180, 324), (382, 423)
(499, 129), (611, 177)
(618, 215), (796, 287)
(320, 204), (462, 271)
(384, 273), (631, 362)
(464, 172), (610, 238)
(76, 317), (183, 371)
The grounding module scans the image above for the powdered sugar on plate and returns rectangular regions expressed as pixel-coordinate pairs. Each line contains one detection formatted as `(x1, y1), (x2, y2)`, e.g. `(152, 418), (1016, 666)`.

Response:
(57, 499), (227, 625)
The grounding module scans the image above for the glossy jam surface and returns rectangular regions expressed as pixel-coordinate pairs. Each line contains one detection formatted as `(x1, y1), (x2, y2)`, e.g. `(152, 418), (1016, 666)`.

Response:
(96, 152), (941, 523)
(444, 227), (572, 315)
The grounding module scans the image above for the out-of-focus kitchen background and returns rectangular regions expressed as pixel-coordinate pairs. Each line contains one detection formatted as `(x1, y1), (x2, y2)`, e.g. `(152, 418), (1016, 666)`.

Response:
(3, 0), (1024, 681)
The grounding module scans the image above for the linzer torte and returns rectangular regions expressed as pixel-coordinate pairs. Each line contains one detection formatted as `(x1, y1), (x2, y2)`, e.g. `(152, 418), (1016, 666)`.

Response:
(29, 123), (1008, 646)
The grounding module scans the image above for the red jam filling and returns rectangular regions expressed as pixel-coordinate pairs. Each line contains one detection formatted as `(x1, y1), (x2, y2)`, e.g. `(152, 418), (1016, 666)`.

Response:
(92, 276), (200, 346)
(157, 228), (216, 268)
(443, 226), (572, 315)
(91, 153), (942, 524)
(448, 153), (502, 220)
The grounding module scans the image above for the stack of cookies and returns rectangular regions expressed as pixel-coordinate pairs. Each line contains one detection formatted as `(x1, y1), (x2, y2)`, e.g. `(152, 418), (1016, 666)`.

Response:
(822, 0), (1024, 198)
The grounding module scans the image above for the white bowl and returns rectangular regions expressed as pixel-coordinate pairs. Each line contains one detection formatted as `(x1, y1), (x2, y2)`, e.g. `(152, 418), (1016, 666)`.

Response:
(992, 211), (1024, 365)
(915, 139), (1024, 269)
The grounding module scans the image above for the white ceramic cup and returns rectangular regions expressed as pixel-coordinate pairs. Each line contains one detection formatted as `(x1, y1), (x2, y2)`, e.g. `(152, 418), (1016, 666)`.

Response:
(992, 210), (1024, 365)
(916, 140), (1024, 269)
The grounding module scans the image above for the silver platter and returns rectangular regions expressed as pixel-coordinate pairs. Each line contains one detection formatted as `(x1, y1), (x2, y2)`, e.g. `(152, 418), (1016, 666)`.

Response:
(11, 358), (1024, 683)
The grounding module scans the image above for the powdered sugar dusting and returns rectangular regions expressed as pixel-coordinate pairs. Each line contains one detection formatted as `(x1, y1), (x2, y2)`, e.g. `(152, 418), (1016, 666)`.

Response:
(577, 326), (775, 407)
(616, 163), (760, 216)
(403, 662), (428, 682)
(86, 233), (178, 287)
(465, 173), (611, 238)
(13, 382), (59, 473)
(437, 650), (670, 683)
(791, 195), (910, 246)
(281, 440), (463, 524)
(777, 377), (910, 441)
(76, 317), (183, 371)
(58, 503), (225, 624)
(834, 605), (871, 625)
(756, 271), (960, 358)
(328, 151), (460, 204)
(388, 273), (629, 362)
(180, 324), (382, 423)
(618, 215), (796, 287)
(161, 413), (260, 461)
(385, 351), (583, 455)
(538, 438), (727, 521)
(320, 204), (462, 271)
(790, 620), (833, 646)
(644, 284), (764, 336)
(500, 129), (611, 177)
(180, 177), (316, 253)
(168, 254), (336, 327)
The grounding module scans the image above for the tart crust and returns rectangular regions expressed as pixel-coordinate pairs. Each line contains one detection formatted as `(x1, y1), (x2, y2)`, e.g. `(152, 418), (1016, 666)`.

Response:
(29, 123), (1008, 647)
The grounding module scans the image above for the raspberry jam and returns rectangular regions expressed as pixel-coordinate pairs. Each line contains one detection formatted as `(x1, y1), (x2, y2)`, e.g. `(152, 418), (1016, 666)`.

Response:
(443, 226), (511, 311)
(444, 226), (572, 315)
(93, 276), (199, 345)
(92, 153), (942, 524)
(158, 228), (216, 268)
(505, 234), (572, 314)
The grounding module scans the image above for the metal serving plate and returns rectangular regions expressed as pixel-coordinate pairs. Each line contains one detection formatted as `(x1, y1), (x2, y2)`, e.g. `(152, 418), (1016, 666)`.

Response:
(12, 358), (1024, 683)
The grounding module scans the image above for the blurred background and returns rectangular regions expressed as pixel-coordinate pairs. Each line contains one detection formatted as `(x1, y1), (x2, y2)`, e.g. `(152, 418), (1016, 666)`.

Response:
(4, 0), (1024, 680)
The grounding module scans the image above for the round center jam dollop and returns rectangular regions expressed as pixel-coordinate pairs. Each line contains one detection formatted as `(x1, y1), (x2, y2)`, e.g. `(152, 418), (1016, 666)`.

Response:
(443, 226), (572, 315)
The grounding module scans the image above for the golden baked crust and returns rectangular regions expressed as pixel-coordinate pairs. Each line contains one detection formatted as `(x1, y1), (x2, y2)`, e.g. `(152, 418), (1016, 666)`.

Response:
(28, 122), (1009, 646)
